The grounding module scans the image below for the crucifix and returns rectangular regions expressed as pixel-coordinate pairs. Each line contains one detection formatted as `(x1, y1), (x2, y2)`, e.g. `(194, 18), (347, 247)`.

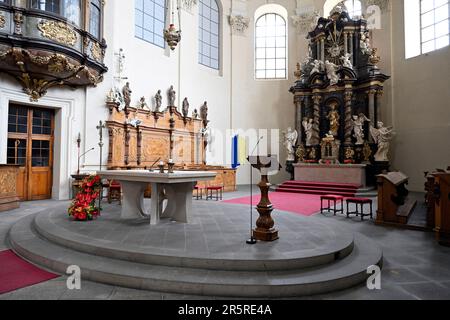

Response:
(96, 121), (106, 210)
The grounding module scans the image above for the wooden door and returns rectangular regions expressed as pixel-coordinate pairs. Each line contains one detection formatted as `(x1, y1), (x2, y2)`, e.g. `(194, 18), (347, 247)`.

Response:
(6, 104), (54, 201)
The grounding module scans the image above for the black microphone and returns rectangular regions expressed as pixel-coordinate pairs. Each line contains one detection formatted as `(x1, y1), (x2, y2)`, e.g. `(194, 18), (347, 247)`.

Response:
(79, 147), (95, 159)
(251, 136), (264, 157)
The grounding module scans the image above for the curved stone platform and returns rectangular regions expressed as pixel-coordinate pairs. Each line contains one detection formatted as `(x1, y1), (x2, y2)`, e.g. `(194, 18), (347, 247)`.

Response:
(8, 201), (383, 298)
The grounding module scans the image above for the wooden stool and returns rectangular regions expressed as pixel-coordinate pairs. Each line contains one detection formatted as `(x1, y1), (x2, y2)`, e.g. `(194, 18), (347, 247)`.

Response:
(346, 197), (373, 221)
(206, 186), (223, 201)
(194, 185), (205, 200)
(320, 195), (344, 216)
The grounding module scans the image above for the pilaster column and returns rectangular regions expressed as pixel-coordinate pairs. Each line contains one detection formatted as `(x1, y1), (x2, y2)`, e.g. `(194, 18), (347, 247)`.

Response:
(316, 41), (320, 61)
(344, 90), (353, 145)
(368, 89), (377, 142)
(320, 37), (325, 62)
(376, 90), (383, 125)
(349, 32), (354, 64)
(344, 32), (348, 55)
(312, 95), (322, 145)
(295, 98), (303, 145)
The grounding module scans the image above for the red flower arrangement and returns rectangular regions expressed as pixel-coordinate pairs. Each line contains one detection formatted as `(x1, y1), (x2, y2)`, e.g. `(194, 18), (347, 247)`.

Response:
(68, 175), (102, 221)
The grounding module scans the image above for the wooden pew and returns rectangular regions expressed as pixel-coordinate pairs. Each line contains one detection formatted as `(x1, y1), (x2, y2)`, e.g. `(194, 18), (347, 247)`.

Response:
(376, 171), (417, 226)
(433, 171), (450, 246)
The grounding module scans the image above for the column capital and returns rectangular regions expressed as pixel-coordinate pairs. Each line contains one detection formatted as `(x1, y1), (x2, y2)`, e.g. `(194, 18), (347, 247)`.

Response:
(229, 15), (250, 36)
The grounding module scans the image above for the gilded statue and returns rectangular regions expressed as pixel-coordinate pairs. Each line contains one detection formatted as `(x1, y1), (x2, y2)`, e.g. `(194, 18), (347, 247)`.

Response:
(327, 105), (340, 136)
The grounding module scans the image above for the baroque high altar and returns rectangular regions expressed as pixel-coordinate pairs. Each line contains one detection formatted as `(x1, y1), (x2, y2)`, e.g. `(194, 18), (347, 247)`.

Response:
(290, 5), (390, 184)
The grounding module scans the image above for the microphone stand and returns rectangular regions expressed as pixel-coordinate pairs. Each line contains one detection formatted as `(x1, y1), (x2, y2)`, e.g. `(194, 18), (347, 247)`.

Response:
(247, 136), (264, 245)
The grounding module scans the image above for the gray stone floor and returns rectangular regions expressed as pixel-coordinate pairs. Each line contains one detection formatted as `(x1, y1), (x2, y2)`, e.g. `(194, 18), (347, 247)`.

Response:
(1, 187), (449, 300)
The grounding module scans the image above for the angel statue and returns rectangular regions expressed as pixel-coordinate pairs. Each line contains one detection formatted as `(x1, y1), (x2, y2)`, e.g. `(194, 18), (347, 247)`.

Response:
(341, 53), (353, 69)
(138, 97), (150, 110)
(310, 60), (323, 74)
(325, 60), (340, 86)
(302, 118), (314, 147)
(370, 121), (395, 162)
(327, 105), (340, 136)
(352, 113), (371, 145)
(283, 127), (298, 162)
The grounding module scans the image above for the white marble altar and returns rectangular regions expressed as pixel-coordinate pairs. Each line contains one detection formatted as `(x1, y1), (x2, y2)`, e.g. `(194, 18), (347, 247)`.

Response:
(294, 164), (367, 187)
(98, 170), (216, 224)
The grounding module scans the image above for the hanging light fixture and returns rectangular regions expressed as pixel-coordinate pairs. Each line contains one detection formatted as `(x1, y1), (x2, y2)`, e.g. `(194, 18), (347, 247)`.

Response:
(164, 0), (182, 50)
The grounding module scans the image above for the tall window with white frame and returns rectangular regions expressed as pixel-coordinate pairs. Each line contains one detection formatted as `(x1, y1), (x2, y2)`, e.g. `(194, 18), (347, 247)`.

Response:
(255, 13), (287, 80)
(344, 0), (362, 18)
(135, 0), (166, 48)
(198, 0), (220, 70)
(420, 0), (449, 54)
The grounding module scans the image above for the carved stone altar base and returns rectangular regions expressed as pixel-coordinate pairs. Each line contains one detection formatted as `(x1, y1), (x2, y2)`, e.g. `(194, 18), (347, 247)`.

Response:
(294, 163), (367, 187)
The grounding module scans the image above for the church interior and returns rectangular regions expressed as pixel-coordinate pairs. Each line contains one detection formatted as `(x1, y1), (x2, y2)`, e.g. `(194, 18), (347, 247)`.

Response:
(0, 0), (449, 301)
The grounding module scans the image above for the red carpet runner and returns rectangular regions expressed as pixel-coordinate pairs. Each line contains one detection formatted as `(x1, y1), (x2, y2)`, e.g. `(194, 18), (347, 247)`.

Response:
(0, 250), (59, 294)
(222, 192), (329, 217)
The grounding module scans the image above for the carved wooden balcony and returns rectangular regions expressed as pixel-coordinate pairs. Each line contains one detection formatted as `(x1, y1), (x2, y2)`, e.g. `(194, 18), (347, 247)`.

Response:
(0, 1), (107, 101)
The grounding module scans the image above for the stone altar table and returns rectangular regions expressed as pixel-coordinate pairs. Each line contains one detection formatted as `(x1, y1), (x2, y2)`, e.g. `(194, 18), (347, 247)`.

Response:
(293, 164), (367, 187)
(98, 170), (216, 224)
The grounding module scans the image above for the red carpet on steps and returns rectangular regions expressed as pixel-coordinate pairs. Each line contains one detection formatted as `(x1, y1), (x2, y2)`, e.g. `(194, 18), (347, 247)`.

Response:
(222, 192), (332, 216)
(276, 180), (359, 197)
(0, 250), (59, 294)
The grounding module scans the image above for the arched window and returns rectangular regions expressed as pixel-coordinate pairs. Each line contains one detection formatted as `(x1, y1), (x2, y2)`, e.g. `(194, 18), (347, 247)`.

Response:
(198, 0), (220, 70)
(255, 12), (287, 80)
(323, 0), (362, 19)
(135, 0), (166, 48)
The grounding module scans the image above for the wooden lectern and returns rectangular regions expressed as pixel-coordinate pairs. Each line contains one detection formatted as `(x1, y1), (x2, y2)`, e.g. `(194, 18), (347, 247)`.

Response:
(376, 171), (417, 225)
(433, 172), (450, 246)
(248, 155), (282, 241)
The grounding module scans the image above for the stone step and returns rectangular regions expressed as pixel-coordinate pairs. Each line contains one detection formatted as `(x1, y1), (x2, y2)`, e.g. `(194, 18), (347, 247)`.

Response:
(32, 211), (355, 271)
(9, 214), (383, 298)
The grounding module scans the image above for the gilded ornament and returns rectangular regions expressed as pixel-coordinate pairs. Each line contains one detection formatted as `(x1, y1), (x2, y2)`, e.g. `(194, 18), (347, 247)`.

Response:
(37, 20), (78, 46)
(363, 142), (372, 162)
(296, 144), (306, 162)
(0, 14), (5, 29)
(345, 147), (355, 160)
(90, 42), (103, 62)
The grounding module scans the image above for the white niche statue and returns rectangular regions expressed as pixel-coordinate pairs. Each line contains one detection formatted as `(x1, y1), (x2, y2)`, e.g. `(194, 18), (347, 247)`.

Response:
(283, 127), (298, 162)
(370, 121), (395, 162)
(325, 60), (340, 86)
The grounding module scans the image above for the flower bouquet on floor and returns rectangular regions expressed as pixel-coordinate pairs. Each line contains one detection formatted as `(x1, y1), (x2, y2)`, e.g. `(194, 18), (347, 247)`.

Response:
(68, 175), (102, 221)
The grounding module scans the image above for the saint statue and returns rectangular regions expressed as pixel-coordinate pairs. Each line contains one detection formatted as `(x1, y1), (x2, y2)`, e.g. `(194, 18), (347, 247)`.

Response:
(154, 90), (162, 112)
(370, 121), (395, 162)
(182, 98), (190, 118)
(327, 105), (340, 136)
(138, 97), (150, 110)
(341, 53), (353, 69)
(302, 117), (314, 147)
(192, 109), (199, 119)
(310, 60), (323, 74)
(122, 82), (132, 107)
(325, 60), (340, 86)
(168, 85), (176, 106)
(200, 101), (208, 121)
(283, 127), (298, 162)
(352, 113), (371, 145)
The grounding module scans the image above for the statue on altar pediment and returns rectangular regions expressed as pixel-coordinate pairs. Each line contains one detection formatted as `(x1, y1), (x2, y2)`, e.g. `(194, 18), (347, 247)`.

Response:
(200, 101), (208, 122)
(341, 53), (353, 69)
(327, 104), (340, 136)
(370, 121), (395, 162)
(192, 109), (199, 119)
(325, 60), (340, 86)
(352, 113), (371, 145)
(122, 82), (132, 107)
(283, 127), (298, 162)
(168, 85), (176, 106)
(182, 98), (190, 118)
(310, 59), (323, 74)
(154, 90), (162, 112)
(138, 97), (150, 110)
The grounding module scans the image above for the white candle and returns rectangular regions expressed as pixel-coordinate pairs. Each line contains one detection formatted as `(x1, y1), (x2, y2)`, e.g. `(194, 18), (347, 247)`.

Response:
(169, 159), (173, 163)
(160, 161), (164, 166)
